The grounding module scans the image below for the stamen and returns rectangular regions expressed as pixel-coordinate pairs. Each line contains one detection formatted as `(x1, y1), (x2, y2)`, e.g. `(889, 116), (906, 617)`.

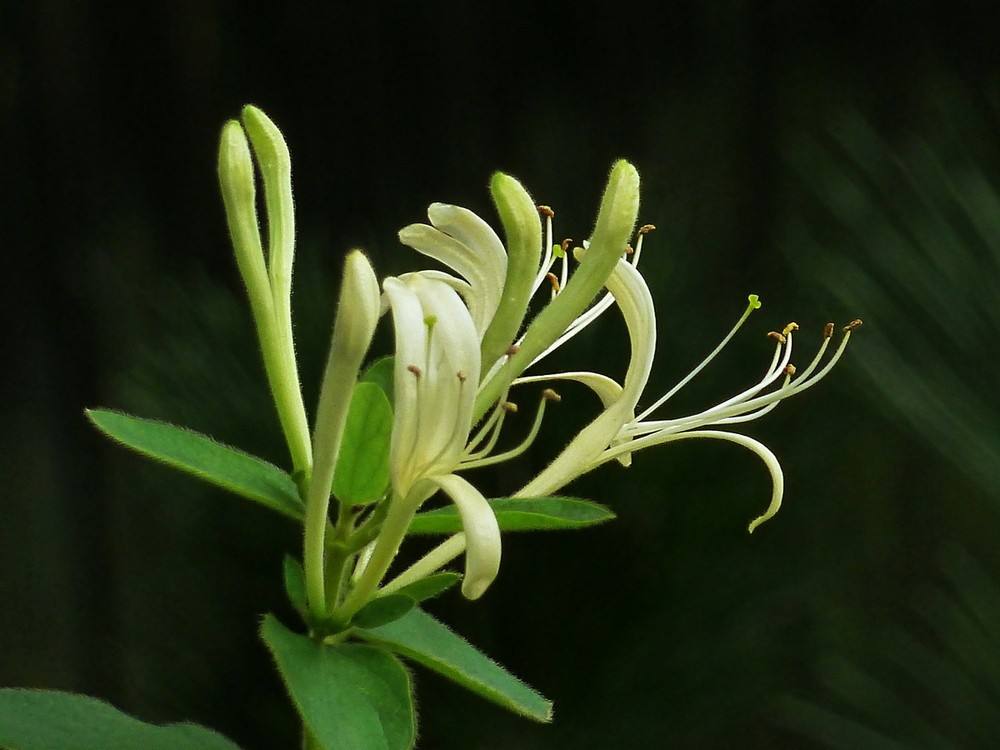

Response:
(529, 208), (557, 295)
(506, 344), (520, 356)
(560, 238), (573, 255)
(638, 224), (656, 235)
(463, 400), (509, 460)
(784, 364), (797, 376)
(461, 393), (555, 470)
(635, 294), (763, 422)
(503, 401), (519, 414)
(843, 318), (863, 332)
(546, 272), (561, 294)
(782, 321), (799, 336)
(407, 364), (422, 378)
(768, 331), (787, 345)
(457, 370), (467, 383)
(624, 243), (635, 255)
(628, 321), (858, 436)
(823, 322), (835, 339)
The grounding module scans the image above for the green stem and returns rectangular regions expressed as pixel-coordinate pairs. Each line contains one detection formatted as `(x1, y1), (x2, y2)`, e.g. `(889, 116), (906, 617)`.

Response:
(333, 494), (416, 622)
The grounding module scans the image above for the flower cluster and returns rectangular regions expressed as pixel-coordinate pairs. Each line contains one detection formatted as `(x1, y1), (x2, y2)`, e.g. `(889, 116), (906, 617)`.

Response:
(218, 107), (860, 630)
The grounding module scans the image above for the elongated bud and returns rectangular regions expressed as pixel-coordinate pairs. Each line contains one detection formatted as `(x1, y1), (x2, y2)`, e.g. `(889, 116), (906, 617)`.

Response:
(241, 105), (295, 305)
(479, 172), (543, 372)
(474, 160), (640, 421)
(218, 120), (269, 311)
(304, 250), (381, 619)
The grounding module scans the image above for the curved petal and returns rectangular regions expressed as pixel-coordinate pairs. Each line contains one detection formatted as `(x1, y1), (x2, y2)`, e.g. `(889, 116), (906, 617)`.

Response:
(398, 223), (502, 335)
(426, 474), (501, 600)
(516, 258), (655, 496)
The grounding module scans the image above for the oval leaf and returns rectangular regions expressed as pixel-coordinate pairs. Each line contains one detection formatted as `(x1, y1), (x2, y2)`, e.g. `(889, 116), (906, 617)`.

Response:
(408, 496), (615, 535)
(360, 356), (395, 405)
(86, 409), (303, 520)
(332, 383), (392, 505)
(356, 608), (552, 722)
(352, 594), (416, 629)
(392, 572), (461, 603)
(0, 689), (241, 750)
(261, 615), (415, 750)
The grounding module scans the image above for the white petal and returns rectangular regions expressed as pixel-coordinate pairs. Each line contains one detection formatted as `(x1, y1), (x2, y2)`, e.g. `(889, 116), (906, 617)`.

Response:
(408, 275), (482, 475)
(516, 259), (655, 496)
(426, 474), (501, 600)
(383, 277), (428, 494)
(398, 223), (502, 333)
(428, 202), (507, 290)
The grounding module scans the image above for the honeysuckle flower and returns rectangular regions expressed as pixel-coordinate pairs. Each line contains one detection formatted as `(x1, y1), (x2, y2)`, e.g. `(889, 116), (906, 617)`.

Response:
(377, 165), (862, 594)
(334, 274), (503, 615)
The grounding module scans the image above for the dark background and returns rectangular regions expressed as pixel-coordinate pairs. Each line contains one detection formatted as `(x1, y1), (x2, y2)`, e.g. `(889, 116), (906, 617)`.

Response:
(4, 2), (1000, 748)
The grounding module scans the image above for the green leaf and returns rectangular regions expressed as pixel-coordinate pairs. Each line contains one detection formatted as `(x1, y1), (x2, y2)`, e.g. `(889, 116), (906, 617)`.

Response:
(86, 409), (303, 520)
(408, 496), (615, 535)
(393, 572), (461, 603)
(361, 356), (395, 405)
(355, 608), (552, 723)
(0, 688), (241, 750)
(352, 595), (416, 629)
(283, 555), (307, 618)
(261, 615), (415, 750)
(332, 383), (392, 505)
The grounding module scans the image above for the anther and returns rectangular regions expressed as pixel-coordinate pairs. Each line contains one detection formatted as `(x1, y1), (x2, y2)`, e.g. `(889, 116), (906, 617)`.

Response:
(503, 401), (519, 414)
(537, 205), (555, 218)
(542, 388), (561, 402)
(767, 331), (787, 344)
(407, 364), (422, 378)
(624, 243), (635, 255)
(843, 318), (863, 332)
(784, 364), (797, 376)
(506, 344), (520, 356)
(782, 322), (799, 335)
(456, 371), (467, 383)
(546, 272), (561, 293)
(560, 238), (573, 253)
(823, 322), (835, 339)
(638, 224), (656, 235)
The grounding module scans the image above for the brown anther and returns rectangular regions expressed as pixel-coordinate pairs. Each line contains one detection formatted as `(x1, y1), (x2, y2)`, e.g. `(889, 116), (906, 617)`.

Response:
(784, 364), (797, 376)
(456, 370), (467, 383)
(406, 364), (422, 378)
(823, 322), (835, 339)
(638, 223), (656, 235)
(503, 401), (519, 414)
(350, 504), (366, 514)
(537, 205), (555, 218)
(843, 318), (864, 332)
(782, 321), (800, 335)
(505, 344), (520, 356)
(767, 331), (787, 344)
(624, 243), (635, 255)
(560, 238), (573, 253)
(542, 388), (561, 403)
(546, 272), (561, 293)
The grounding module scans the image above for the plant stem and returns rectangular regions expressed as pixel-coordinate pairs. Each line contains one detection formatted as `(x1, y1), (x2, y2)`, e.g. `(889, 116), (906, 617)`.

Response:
(333, 494), (416, 622)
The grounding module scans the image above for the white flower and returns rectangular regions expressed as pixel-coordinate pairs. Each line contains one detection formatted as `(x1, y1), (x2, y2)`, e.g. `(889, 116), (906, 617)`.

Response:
(377, 163), (861, 593)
